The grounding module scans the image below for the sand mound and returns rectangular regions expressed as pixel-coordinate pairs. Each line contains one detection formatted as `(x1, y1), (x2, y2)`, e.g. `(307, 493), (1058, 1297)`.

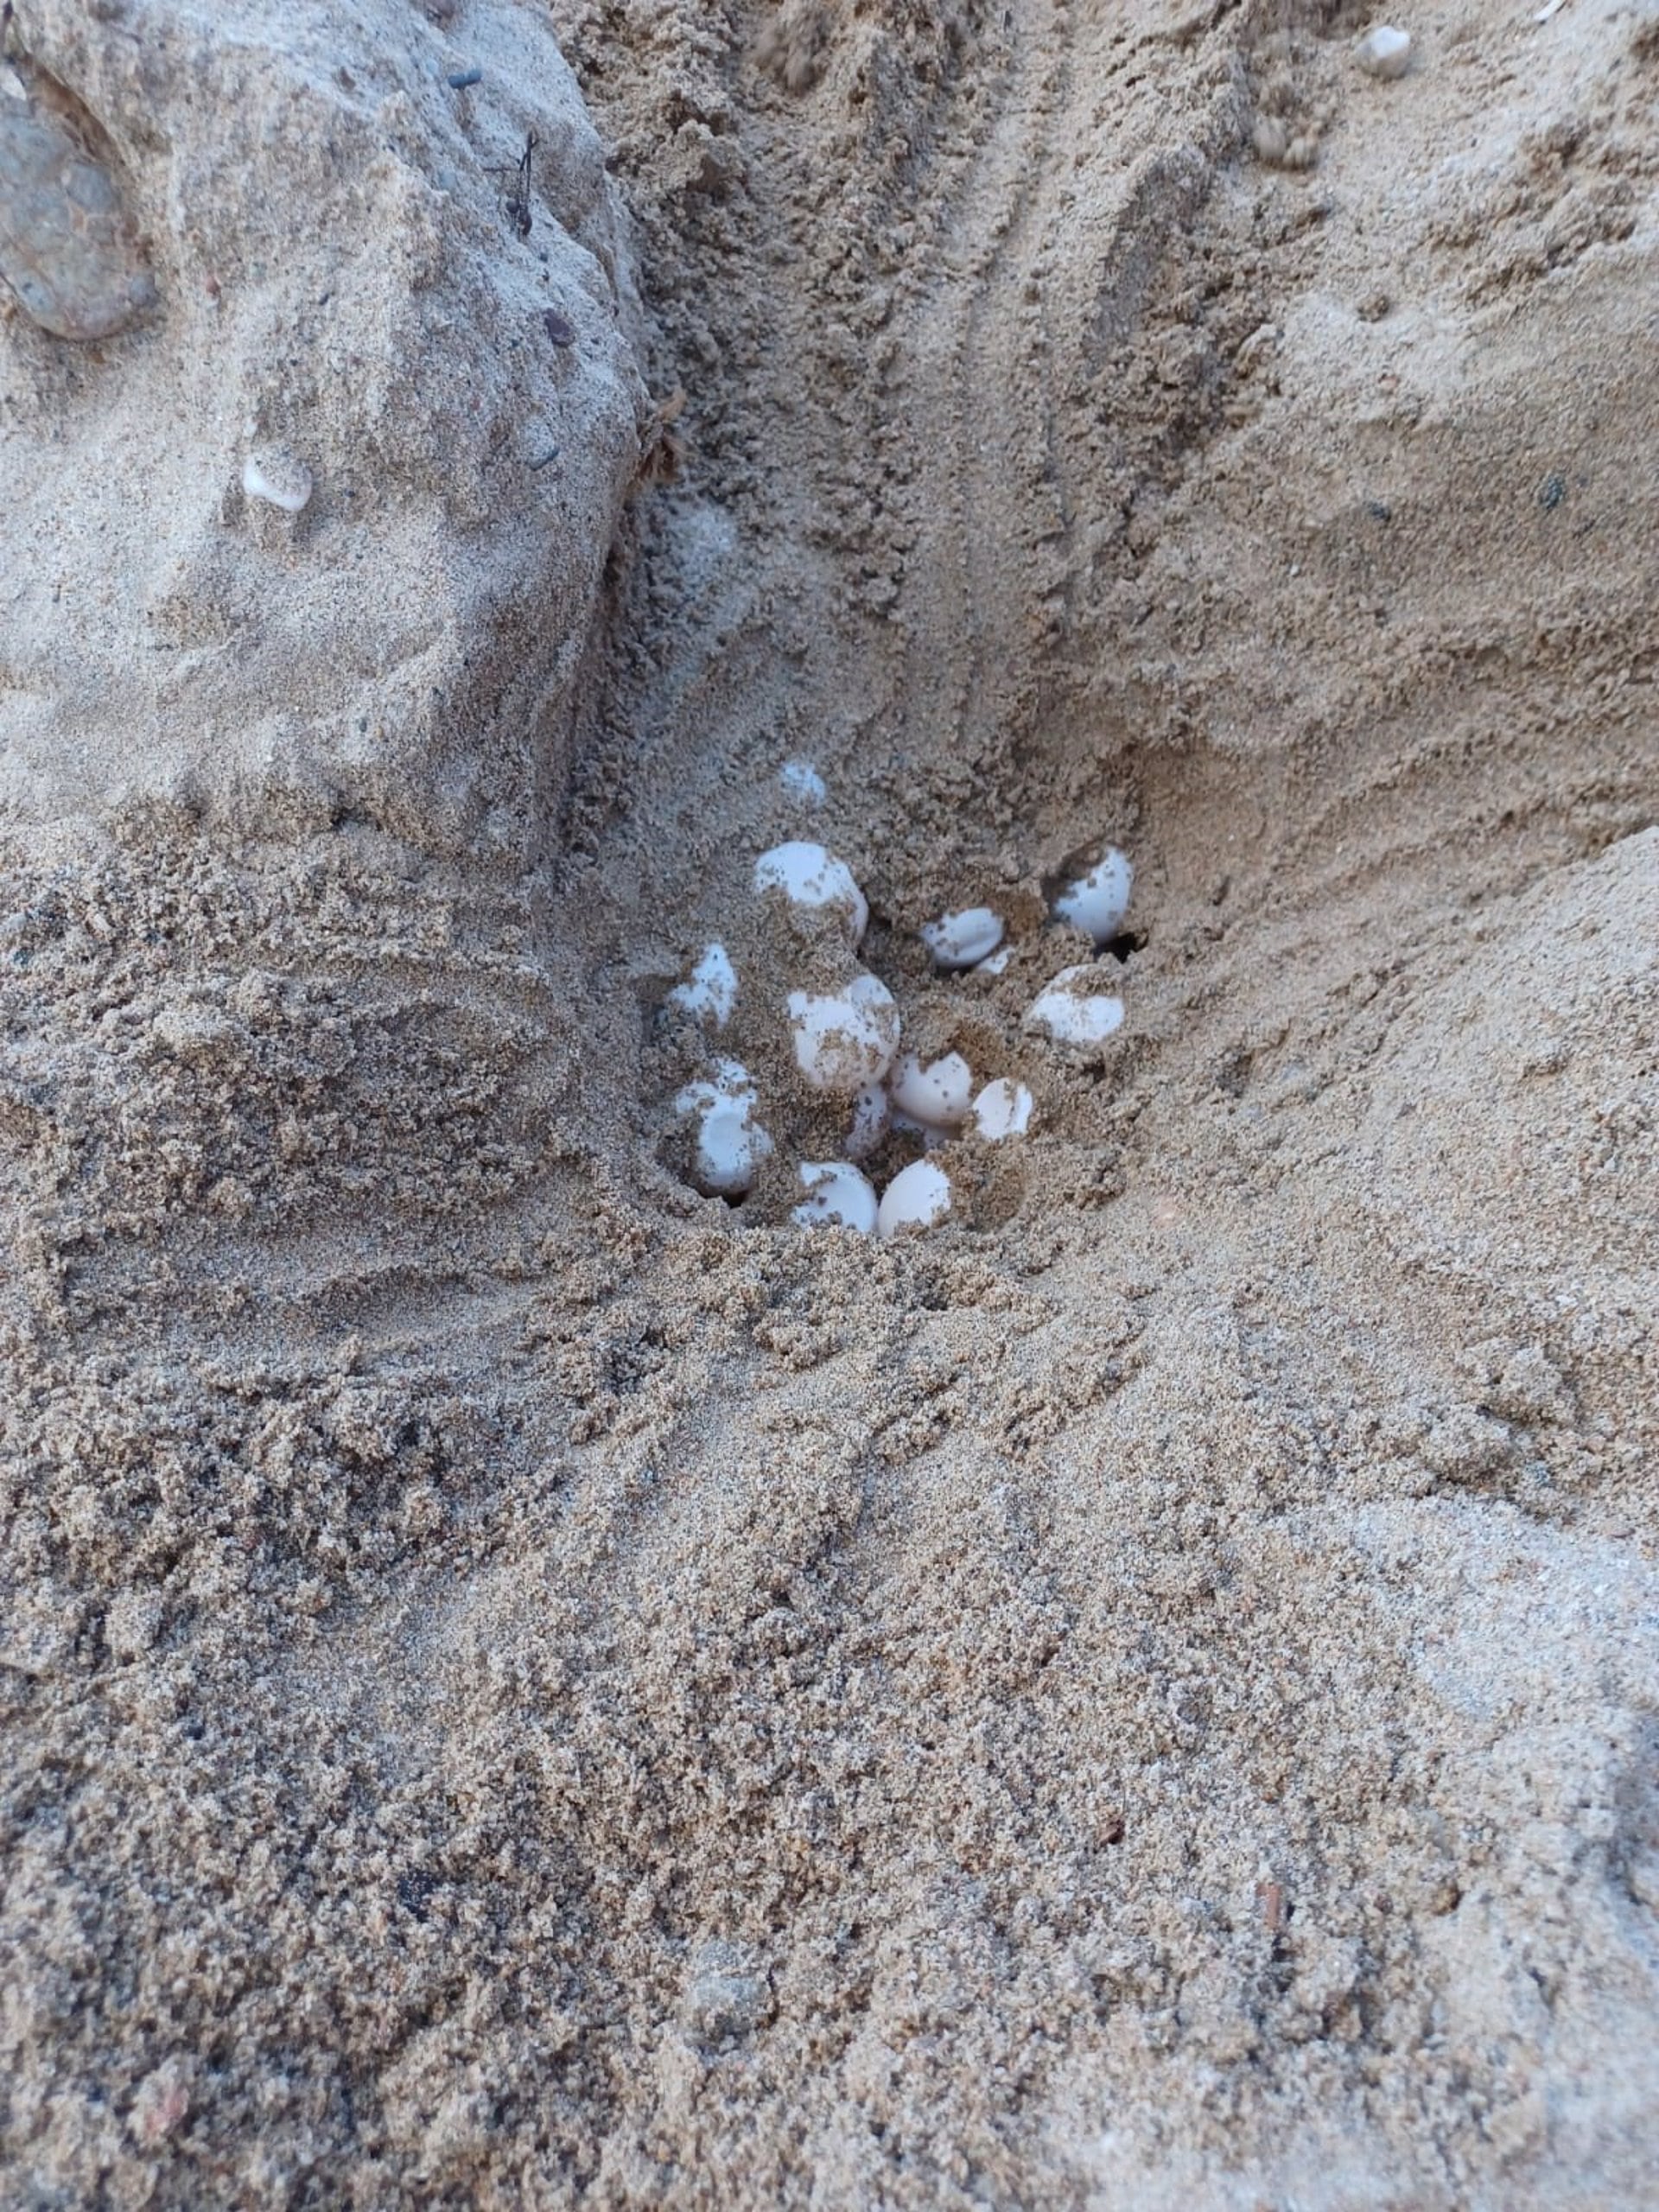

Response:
(1, 0), (1656, 2205)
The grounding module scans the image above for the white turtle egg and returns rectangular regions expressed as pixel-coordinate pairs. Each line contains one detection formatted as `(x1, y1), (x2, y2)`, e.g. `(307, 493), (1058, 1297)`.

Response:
(1355, 24), (1411, 77)
(1052, 849), (1133, 946)
(242, 446), (314, 515)
(787, 971), (900, 1094)
(666, 942), (737, 1027)
(793, 1161), (879, 1235)
(674, 1060), (773, 1196)
(779, 760), (827, 805)
(845, 1080), (890, 1160)
(971, 1077), (1034, 1141)
(754, 842), (868, 943)
(1025, 967), (1126, 1047)
(920, 906), (1004, 971)
(877, 1159), (953, 1240)
(888, 1051), (974, 1131)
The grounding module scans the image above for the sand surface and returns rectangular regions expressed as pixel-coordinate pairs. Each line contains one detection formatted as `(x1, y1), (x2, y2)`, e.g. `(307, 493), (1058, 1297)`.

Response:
(2, 0), (1657, 2204)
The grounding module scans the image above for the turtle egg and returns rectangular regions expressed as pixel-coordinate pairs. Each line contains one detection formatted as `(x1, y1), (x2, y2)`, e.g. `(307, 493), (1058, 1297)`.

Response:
(1052, 849), (1132, 946)
(779, 760), (827, 805)
(793, 1161), (879, 1235)
(675, 1060), (773, 1196)
(845, 1080), (891, 1160)
(971, 1077), (1033, 1141)
(754, 842), (868, 943)
(786, 972), (899, 1095)
(242, 446), (314, 515)
(888, 1051), (973, 1131)
(667, 942), (737, 1027)
(1025, 967), (1126, 1047)
(920, 906), (1004, 970)
(1355, 24), (1411, 77)
(877, 1159), (953, 1239)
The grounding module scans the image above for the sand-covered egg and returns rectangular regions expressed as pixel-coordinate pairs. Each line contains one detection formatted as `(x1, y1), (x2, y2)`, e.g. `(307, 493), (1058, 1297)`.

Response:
(754, 842), (868, 944)
(877, 1159), (952, 1239)
(971, 1077), (1033, 1140)
(921, 907), (1004, 971)
(675, 1060), (773, 1196)
(1355, 24), (1411, 77)
(242, 446), (315, 515)
(1052, 849), (1132, 946)
(667, 942), (737, 1027)
(845, 1080), (890, 1160)
(786, 972), (899, 1094)
(889, 1051), (974, 1132)
(793, 1161), (879, 1234)
(1025, 967), (1125, 1047)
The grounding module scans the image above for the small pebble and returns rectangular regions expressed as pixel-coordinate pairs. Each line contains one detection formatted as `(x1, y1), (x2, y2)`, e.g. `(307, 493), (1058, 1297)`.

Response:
(666, 943), (736, 1028)
(446, 67), (483, 89)
(920, 906), (1004, 971)
(1354, 25), (1411, 77)
(1052, 849), (1133, 947)
(754, 841), (868, 943)
(786, 972), (899, 1095)
(877, 1160), (952, 1240)
(1025, 967), (1125, 1047)
(242, 447), (314, 515)
(793, 1161), (878, 1235)
(889, 1051), (973, 1131)
(971, 1078), (1033, 1141)
(675, 1061), (772, 1197)
(543, 308), (575, 346)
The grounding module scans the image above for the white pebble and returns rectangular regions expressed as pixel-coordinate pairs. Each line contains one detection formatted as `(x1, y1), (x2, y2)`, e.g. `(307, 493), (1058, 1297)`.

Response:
(920, 906), (1004, 970)
(787, 972), (899, 1095)
(1052, 849), (1133, 946)
(754, 842), (868, 943)
(793, 1161), (878, 1235)
(242, 446), (314, 515)
(666, 942), (737, 1027)
(779, 760), (827, 805)
(845, 1080), (890, 1160)
(1355, 24), (1411, 76)
(971, 1078), (1033, 1141)
(1025, 967), (1126, 1047)
(877, 1159), (952, 1240)
(888, 1051), (974, 1131)
(674, 1060), (773, 1196)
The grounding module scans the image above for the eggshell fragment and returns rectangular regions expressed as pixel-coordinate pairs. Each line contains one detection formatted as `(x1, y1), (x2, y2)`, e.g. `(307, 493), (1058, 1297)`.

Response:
(779, 760), (827, 805)
(877, 1159), (952, 1239)
(1052, 849), (1132, 946)
(754, 842), (868, 943)
(674, 1060), (773, 1196)
(667, 943), (737, 1027)
(920, 906), (1004, 970)
(971, 1078), (1033, 1141)
(1025, 967), (1126, 1047)
(242, 447), (314, 514)
(786, 972), (900, 1095)
(888, 1051), (973, 1131)
(793, 1161), (878, 1234)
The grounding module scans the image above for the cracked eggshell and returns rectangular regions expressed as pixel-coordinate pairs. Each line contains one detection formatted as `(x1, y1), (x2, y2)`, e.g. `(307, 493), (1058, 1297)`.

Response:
(877, 1159), (952, 1239)
(971, 1078), (1033, 1141)
(888, 1051), (974, 1131)
(793, 1161), (878, 1235)
(754, 842), (868, 944)
(667, 942), (737, 1027)
(920, 906), (1004, 970)
(786, 971), (899, 1096)
(1025, 967), (1125, 1047)
(674, 1059), (772, 1196)
(242, 446), (315, 515)
(1052, 849), (1133, 946)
